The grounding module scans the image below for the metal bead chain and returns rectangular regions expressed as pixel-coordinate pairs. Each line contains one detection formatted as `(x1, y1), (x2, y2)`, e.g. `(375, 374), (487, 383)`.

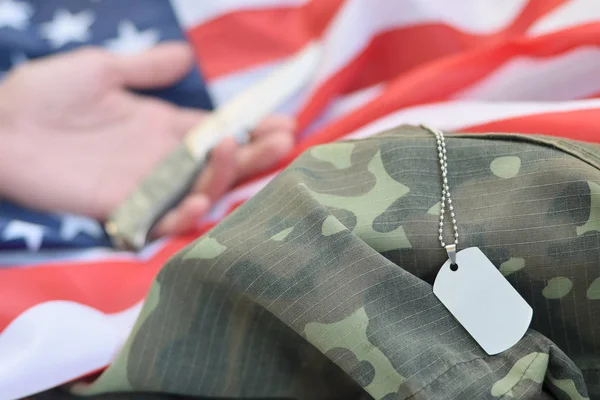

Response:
(422, 125), (459, 249)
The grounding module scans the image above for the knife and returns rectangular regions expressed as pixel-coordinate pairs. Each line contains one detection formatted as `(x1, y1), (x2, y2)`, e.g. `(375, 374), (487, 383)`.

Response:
(105, 42), (321, 251)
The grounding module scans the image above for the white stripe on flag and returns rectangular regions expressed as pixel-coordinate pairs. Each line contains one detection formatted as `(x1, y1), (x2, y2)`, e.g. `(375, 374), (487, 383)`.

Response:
(0, 238), (169, 266)
(207, 59), (284, 106)
(528, 0), (600, 36)
(0, 301), (142, 400)
(170, 0), (310, 27)
(206, 56), (312, 116)
(346, 99), (600, 140)
(301, 0), (528, 105)
(455, 46), (600, 101)
(301, 83), (385, 137)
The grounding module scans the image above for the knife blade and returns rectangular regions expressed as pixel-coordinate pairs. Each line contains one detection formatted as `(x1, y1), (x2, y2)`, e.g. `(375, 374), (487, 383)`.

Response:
(105, 42), (321, 251)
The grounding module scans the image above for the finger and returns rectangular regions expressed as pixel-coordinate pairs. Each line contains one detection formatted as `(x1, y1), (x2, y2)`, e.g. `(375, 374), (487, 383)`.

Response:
(192, 137), (238, 201)
(236, 130), (295, 182)
(173, 112), (294, 142)
(174, 108), (210, 136)
(251, 114), (296, 139)
(152, 194), (211, 238)
(112, 42), (195, 89)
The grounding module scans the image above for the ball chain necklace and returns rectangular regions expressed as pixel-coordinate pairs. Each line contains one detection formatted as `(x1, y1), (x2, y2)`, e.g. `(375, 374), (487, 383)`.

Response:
(428, 125), (459, 268)
(420, 124), (533, 356)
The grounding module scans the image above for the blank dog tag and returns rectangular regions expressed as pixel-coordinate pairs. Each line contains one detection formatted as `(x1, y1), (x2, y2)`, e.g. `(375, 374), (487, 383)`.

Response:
(433, 247), (533, 355)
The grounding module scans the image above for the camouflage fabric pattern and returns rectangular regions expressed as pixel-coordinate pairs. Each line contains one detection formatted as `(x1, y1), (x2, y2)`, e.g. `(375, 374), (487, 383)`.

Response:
(62, 125), (599, 399)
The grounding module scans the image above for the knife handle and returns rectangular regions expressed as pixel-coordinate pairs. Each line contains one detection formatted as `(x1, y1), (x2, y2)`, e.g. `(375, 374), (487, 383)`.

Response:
(105, 143), (204, 251)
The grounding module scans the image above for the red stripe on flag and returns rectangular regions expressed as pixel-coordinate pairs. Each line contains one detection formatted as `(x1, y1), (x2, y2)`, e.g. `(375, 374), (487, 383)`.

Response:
(462, 108), (600, 142)
(187, 0), (344, 80)
(0, 236), (198, 332)
(502, 0), (567, 34)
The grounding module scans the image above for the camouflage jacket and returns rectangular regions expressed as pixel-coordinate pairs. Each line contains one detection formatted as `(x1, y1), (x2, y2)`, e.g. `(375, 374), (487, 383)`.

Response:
(40, 125), (599, 399)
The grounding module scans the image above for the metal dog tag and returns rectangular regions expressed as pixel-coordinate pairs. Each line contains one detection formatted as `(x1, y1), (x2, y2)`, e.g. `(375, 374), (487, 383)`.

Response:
(433, 247), (533, 355)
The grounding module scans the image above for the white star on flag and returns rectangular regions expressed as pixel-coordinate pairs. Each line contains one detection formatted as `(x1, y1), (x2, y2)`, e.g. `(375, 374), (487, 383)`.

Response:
(105, 20), (160, 54)
(0, 0), (33, 30)
(2, 220), (45, 251)
(40, 9), (95, 49)
(59, 214), (103, 241)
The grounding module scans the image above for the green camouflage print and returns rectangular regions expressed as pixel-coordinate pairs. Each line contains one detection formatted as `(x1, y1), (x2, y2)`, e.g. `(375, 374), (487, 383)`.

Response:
(53, 125), (600, 399)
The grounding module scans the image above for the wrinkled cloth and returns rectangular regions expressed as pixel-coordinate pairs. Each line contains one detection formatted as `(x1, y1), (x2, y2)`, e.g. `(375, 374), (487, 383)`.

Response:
(49, 125), (598, 399)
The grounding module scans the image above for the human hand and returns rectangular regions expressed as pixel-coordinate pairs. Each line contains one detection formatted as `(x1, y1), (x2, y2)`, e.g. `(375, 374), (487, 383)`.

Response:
(0, 43), (295, 237)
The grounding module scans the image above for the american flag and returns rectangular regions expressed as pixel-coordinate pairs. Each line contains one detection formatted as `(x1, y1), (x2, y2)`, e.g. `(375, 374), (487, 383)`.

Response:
(2, 0), (600, 397)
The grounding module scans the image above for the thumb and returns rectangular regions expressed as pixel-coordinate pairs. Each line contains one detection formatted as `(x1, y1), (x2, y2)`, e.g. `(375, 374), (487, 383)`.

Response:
(112, 41), (195, 89)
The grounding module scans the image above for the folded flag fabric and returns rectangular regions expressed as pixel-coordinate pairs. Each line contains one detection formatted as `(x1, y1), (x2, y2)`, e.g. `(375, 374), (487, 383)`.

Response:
(2, 0), (600, 397)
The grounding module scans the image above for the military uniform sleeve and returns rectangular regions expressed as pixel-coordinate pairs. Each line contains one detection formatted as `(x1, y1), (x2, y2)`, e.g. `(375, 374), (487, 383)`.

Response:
(74, 125), (597, 400)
